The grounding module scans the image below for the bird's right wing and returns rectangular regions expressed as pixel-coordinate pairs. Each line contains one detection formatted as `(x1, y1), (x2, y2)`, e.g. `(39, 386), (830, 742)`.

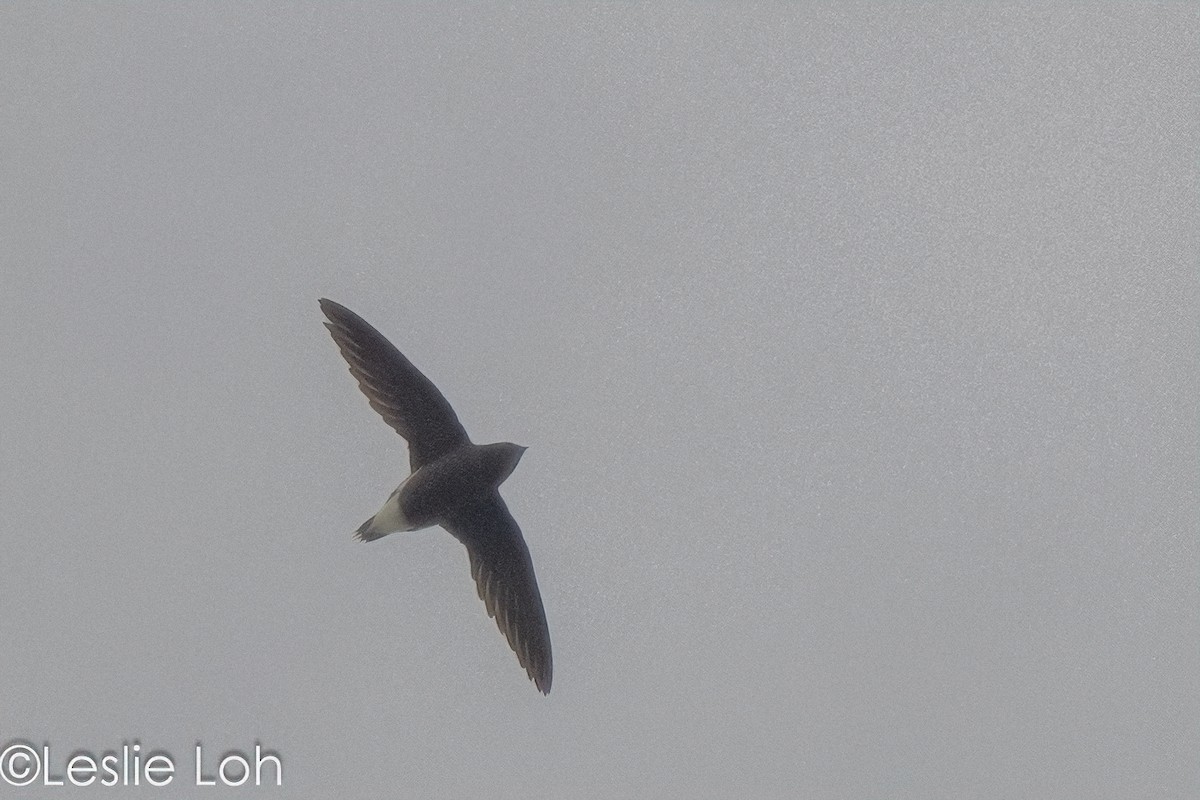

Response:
(442, 491), (553, 694)
(320, 298), (470, 469)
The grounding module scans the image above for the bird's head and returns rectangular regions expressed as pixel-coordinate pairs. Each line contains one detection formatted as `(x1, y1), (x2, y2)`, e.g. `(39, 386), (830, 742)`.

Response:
(485, 441), (528, 484)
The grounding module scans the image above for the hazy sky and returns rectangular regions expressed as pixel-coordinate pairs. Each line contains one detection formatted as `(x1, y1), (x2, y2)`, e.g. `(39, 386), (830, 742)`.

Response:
(2, 5), (1197, 798)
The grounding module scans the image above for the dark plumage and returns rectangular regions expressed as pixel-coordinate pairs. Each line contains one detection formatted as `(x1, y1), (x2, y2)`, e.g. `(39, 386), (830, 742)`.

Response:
(320, 298), (552, 694)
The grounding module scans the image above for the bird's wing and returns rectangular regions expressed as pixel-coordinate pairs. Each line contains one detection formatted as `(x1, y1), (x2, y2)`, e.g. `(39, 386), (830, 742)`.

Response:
(442, 491), (553, 694)
(320, 298), (470, 469)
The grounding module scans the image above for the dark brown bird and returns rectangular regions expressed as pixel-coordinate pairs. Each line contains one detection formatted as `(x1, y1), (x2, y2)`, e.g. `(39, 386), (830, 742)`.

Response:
(320, 298), (552, 694)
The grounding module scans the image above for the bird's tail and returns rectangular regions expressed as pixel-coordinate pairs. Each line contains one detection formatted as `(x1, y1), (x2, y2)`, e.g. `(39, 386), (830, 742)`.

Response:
(354, 515), (388, 542)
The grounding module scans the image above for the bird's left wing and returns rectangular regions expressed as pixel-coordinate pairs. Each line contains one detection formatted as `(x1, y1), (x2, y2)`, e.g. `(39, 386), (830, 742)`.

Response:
(441, 491), (553, 694)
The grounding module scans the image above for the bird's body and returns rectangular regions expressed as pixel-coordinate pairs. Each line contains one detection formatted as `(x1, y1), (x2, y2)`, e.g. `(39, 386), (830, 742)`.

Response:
(319, 298), (552, 694)
(356, 442), (526, 540)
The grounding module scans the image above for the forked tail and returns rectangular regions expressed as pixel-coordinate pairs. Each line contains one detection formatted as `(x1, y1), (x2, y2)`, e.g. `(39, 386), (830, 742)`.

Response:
(354, 516), (388, 542)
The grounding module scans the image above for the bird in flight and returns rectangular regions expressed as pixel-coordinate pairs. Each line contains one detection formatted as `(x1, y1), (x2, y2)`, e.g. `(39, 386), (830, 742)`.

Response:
(319, 298), (552, 694)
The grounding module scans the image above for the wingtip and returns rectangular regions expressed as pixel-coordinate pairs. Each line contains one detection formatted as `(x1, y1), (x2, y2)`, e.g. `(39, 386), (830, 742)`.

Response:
(532, 663), (552, 695)
(318, 297), (347, 319)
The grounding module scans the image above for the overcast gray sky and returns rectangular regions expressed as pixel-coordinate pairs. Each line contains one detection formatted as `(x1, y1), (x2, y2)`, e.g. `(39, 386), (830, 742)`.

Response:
(2, 5), (1197, 798)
